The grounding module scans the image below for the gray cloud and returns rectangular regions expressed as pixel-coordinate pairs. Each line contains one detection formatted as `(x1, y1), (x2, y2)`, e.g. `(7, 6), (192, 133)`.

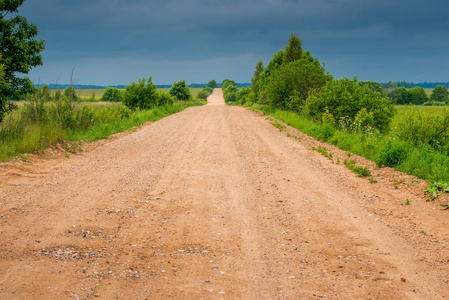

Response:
(19, 0), (449, 85)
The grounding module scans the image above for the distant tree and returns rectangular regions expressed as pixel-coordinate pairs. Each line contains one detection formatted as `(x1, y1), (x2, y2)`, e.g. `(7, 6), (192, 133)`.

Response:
(263, 50), (284, 78)
(283, 33), (303, 65)
(101, 87), (123, 102)
(169, 80), (191, 100)
(122, 77), (158, 109)
(207, 80), (217, 89)
(408, 87), (429, 105)
(221, 79), (236, 91)
(430, 85), (449, 103)
(251, 59), (264, 96)
(388, 87), (409, 104)
(0, 0), (45, 121)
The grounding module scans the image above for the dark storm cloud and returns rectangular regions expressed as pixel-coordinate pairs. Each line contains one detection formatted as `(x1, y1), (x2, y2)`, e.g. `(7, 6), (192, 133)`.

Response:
(19, 0), (449, 85)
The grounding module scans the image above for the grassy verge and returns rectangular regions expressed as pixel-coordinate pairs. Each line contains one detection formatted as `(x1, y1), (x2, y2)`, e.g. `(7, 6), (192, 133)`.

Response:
(248, 103), (449, 184)
(0, 101), (204, 161)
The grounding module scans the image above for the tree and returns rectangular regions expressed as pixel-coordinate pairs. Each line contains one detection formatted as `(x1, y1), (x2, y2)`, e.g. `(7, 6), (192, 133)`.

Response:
(265, 57), (329, 110)
(388, 87), (409, 104)
(251, 59), (264, 96)
(207, 80), (217, 89)
(0, 0), (45, 121)
(408, 87), (429, 105)
(169, 80), (191, 100)
(221, 79), (236, 91)
(430, 85), (449, 103)
(101, 87), (123, 102)
(122, 77), (158, 109)
(360, 81), (383, 94)
(283, 33), (303, 65)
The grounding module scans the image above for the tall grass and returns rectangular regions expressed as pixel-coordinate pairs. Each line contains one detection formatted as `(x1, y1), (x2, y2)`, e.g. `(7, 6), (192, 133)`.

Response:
(250, 104), (449, 183)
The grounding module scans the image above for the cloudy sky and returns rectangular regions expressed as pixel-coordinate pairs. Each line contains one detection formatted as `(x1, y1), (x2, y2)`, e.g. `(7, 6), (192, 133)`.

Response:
(17, 0), (449, 86)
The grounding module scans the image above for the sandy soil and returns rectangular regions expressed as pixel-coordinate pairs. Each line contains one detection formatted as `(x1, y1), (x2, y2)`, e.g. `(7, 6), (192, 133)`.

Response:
(0, 89), (448, 299)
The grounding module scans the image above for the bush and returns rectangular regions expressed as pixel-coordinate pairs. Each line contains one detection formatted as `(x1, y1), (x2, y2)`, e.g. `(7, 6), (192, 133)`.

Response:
(197, 90), (209, 100)
(122, 77), (158, 110)
(156, 92), (174, 106)
(374, 140), (411, 167)
(101, 87), (123, 102)
(169, 80), (191, 100)
(305, 77), (395, 132)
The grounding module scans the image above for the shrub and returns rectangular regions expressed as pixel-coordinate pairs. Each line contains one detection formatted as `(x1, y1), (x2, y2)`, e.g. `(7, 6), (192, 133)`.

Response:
(169, 80), (191, 100)
(305, 77), (395, 132)
(197, 90), (209, 100)
(101, 87), (123, 102)
(122, 77), (157, 110)
(156, 92), (174, 106)
(374, 140), (411, 167)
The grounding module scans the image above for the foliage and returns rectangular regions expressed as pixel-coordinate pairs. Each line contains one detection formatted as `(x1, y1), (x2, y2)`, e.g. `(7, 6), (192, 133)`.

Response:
(264, 57), (329, 110)
(156, 92), (174, 106)
(223, 81), (238, 103)
(263, 50), (284, 78)
(425, 182), (449, 200)
(207, 79), (217, 89)
(122, 77), (158, 110)
(388, 87), (410, 104)
(251, 59), (264, 97)
(305, 77), (395, 132)
(63, 86), (78, 102)
(196, 90), (209, 100)
(282, 33), (303, 65)
(0, 0), (45, 121)
(344, 159), (371, 177)
(430, 85), (449, 103)
(222, 79), (236, 91)
(101, 87), (123, 102)
(392, 108), (449, 152)
(408, 87), (429, 105)
(374, 140), (410, 167)
(169, 80), (191, 100)
(360, 81), (383, 94)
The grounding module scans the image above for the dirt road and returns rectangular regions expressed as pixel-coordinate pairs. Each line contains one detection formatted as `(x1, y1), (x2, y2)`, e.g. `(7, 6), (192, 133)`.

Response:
(1, 89), (448, 299)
